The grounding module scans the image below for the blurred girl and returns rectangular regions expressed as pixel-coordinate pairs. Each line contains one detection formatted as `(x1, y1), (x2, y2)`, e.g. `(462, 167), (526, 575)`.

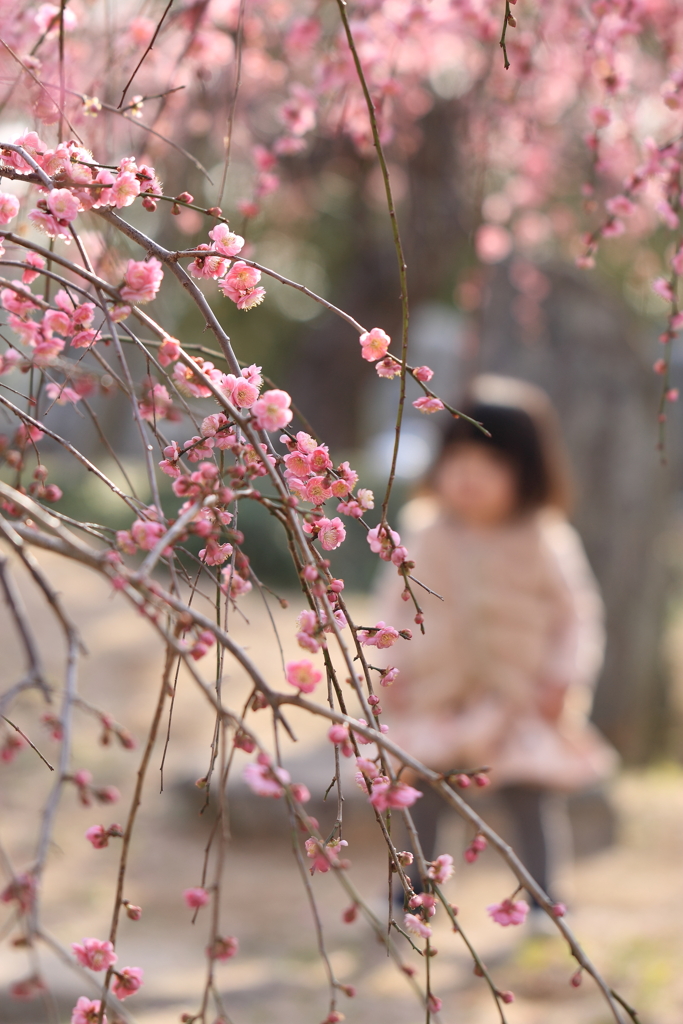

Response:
(379, 376), (616, 909)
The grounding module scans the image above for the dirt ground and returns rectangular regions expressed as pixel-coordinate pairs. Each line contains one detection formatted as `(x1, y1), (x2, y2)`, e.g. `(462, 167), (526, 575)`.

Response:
(1, 552), (682, 1024)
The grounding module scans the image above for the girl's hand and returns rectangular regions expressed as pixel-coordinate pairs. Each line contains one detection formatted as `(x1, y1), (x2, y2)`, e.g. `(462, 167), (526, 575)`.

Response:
(537, 682), (569, 723)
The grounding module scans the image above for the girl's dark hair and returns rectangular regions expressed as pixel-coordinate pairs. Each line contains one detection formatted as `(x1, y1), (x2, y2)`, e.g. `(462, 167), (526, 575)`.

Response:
(435, 378), (573, 513)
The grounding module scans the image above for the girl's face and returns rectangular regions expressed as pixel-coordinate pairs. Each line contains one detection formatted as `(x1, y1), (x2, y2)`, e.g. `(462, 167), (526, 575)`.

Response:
(434, 443), (519, 527)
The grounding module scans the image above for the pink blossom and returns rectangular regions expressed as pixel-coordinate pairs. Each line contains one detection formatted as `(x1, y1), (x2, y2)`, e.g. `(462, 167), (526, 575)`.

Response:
(219, 261), (263, 305)
(28, 209), (69, 239)
(235, 286), (266, 310)
(85, 825), (109, 849)
(589, 105), (611, 128)
(356, 756), (380, 779)
(391, 545), (409, 565)
(305, 836), (348, 873)
(70, 996), (106, 1024)
(183, 887), (209, 908)
(404, 913), (432, 938)
(36, 3), (77, 36)
(305, 476), (332, 504)
(602, 218), (625, 238)
(428, 995), (442, 1013)
(0, 349), (22, 375)
(209, 223), (245, 256)
(198, 539), (233, 566)
(413, 365), (434, 382)
(380, 666), (399, 686)
(10, 974), (45, 1000)
(356, 488), (374, 510)
(292, 431), (316, 454)
(367, 524), (401, 560)
(130, 518), (165, 551)
(359, 327), (391, 362)
(111, 966), (143, 1000)
(428, 854), (454, 883)
(0, 873), (36, 912)
(1, 732), (27, 762)
(121, 258), (163, 304)
(23, 253), (45, 284)
(207, 935), (239, 960)
(413, 396), (444, 414)
(279, 86), (317, 136)
(605, 194), (635, 217)
(328, 724), (350, 745)
(243, 759), (290, 798)
(252, 389), (292, 431)
(158, 337), (180, 366)
(475, 223), (512, 264)
(657, 200), (679, 230)
(296, 630), (320, 653)
(71, 329), (97, 349)
(0, 192), (20, 224)
(375, 357), (400, 378)
(284, 450), (310, 476)
(231, 376), (260, 407)
(358, 622), (400, 649)
(286, 659), (322, 693)
(369, 780), (422, 811)
(291, 782), (310, 803)
(188, 244), (229, 280)
(71, 937), (117, 972)
(316, 516), (346, 550)
(45, 383), (81, 405)
(652, 277), (675, 303)
(47, 188), (80, 222)
(110, 172), (140, 209)
(487, 898), (529, 926)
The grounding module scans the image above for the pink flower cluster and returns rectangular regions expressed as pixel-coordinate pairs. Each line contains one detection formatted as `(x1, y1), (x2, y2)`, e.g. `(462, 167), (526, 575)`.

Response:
(428, 853), (454, 883)
(486, 897), (529, 927)
(112, 966), (144, 1000)
(218, 260), (266, 310)
(85, 823), (123, 849)
(70, 996), (106, 1024)
(243, 754), (290, 798)
(280, 431), (368, 524)
(285, 658), (322, 693)
(357, 621), (400, 649)
(464, 834), (488, 863)
(8, 137), (163, 238)
(1, 285), (97, 366)
(207, 935), (239, 961)
(0, 873), (36, 913)
(121, 257), (164, 304)
(366, 524), (409, 566)
(71, 937), (117, 971)
(368, 779), (422, 812)
(304, 836), (349, 874)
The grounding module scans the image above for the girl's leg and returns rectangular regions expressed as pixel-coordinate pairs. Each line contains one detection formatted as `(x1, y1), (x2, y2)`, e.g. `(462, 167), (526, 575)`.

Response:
(400, 782), (444, 895)
(497, 785), (551, 902)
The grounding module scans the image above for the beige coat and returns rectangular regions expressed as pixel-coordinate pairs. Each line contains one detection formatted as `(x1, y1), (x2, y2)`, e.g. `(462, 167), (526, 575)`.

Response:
(377, 499), (618, 791)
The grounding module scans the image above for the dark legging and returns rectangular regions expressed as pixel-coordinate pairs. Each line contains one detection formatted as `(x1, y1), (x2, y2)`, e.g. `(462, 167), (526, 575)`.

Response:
(404, 782), (552, 902)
